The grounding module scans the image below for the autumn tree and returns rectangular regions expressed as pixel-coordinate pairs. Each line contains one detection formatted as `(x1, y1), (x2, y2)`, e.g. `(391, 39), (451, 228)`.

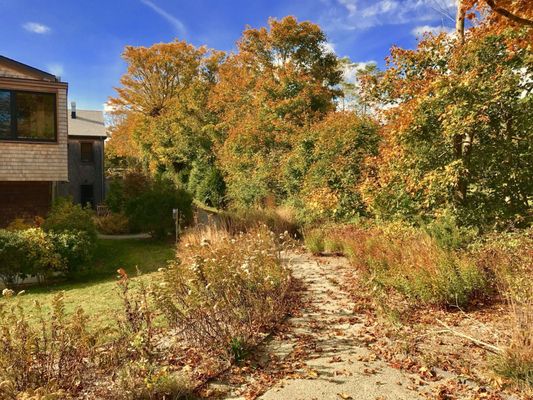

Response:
(108, 40), (227, 207)
(361, 16), (532, 228)
(284, 112), (379, 223)
(210, 16), (342, 207)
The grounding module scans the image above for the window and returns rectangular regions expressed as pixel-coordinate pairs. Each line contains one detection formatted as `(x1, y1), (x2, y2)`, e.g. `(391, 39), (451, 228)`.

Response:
(0, 89), (56, 141)
(80, 142), (94, 163)
(0, 91), (10, 138)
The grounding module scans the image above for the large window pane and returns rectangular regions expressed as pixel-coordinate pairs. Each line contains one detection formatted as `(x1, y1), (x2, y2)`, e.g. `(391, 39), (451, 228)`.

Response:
(0, 90), (10, 138)
(16, 92), (55, 140)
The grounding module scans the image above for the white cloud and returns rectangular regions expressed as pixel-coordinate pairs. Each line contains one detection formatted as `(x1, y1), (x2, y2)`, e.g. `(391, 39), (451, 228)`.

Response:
(140, 0), (187, 37)
(22, 22), (50, 34)
(361, 0), (399, 18)
(342, 60), (377, 83)
(411, 24), (454, 36)
(330, 0), (456, 30)
(46, 63), (64, 77)
(338, 0), (357, 16)
(322, 41), (336, 54)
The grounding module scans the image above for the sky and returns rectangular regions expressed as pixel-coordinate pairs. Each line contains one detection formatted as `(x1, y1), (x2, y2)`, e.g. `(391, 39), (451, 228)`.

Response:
(0, 0), (456, 110)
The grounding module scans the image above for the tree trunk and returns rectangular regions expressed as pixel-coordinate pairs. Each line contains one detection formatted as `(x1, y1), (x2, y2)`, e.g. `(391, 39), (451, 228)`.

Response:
(454, 0), (467, 204)
(456, 0), (465, 44)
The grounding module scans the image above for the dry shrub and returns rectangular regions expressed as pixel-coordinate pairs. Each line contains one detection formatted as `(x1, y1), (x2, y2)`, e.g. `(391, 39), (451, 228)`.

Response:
(95, 212), (130, 235)
(494, 304), (533, 388)
(218, 207), (300, 238)
(474, 230), (532, 387)
(112, 360), (192, 400)
(0, 292), (98, 396)
(472, 229), (532, 304)
(116, 269), (157, 360)
(154, 225), (292, 361)
(325, 223), (489, 307)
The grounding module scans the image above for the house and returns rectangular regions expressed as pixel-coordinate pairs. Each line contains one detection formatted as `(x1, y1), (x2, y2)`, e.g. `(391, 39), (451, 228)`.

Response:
(57, 104), (107, 208)
(0, 55), (68, 227)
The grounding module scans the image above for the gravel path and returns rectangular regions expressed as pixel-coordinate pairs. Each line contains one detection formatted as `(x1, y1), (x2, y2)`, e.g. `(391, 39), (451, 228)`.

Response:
(207, 252), (439, 399)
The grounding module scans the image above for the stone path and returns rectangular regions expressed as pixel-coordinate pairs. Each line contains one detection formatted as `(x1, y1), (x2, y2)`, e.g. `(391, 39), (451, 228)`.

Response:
(207, 253), (439, 399)
(97, 233), (151, 240)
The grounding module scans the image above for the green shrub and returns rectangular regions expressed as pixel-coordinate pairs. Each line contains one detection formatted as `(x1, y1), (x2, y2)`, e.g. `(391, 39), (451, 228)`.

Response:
(50, 230), (93, 273)
(43, 198), (97, 241)
(323, 235), (344, 253)
(423, 211), (478, 250)
(125, 179), (193, 238)
(304, 229), (325, 255)
(95, 212), (131, 235)
(0, 229), (92, 286)
(0, 229), (65, 287)
(105, 173), (193, 238)
(106, 172), (150, 213)
(187, 159), (226, 209)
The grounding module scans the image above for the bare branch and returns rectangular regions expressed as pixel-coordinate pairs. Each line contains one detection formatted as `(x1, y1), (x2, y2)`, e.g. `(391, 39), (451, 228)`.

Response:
(436, 319), (504, 354)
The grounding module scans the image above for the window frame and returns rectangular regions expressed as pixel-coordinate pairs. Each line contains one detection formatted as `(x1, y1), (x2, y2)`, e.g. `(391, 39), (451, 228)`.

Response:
(0, 88), (58, 143)
(80, 141), (94, 164)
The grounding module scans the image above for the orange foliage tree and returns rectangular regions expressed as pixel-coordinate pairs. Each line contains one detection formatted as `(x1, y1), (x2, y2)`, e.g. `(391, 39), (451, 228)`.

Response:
(360, 4), (532, 229)
(210, 16), (342, 207)
(107, 40), (227, 207)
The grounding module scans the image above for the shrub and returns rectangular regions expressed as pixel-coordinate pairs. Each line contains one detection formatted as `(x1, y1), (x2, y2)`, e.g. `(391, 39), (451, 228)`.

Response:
(423, 211), (478, 250)
(106, 172), (150, 214)
(42, 197), (97, 241)
(304, 229), (325, 255)
(154, 226), (292, 361)
(0, 229), (65, 287)
(6, 218), (35, 231)
(472, 229), (532, 304)
(113, 360), (192, 400)
(50, 230), (93, 273)
(323, 223), (490, 307)
(220, 207), (300, 238)
(0, 229), (92, 286)
(187, 159), (226, 209)
(95, 212), (131, 235)
(493, 304), (533, 388)
(125, 179), (193, 238)
(324, 236), (344, 253)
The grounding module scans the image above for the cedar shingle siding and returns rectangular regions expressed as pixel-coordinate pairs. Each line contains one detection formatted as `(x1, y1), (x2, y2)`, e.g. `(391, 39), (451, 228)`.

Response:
(0, 65), (68, 182)
(0, 57), (68, 224)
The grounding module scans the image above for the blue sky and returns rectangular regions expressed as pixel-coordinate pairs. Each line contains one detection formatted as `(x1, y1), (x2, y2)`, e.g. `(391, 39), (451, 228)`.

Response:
(0, 0), (456, 110)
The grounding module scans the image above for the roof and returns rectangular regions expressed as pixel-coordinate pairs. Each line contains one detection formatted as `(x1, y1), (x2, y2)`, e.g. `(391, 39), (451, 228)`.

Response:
(68, 109), (107, 138)
(0, 55), (59, 82)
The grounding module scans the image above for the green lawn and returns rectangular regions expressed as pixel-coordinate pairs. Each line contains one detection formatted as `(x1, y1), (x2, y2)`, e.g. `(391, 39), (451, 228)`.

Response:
(0, 238), (175, 333)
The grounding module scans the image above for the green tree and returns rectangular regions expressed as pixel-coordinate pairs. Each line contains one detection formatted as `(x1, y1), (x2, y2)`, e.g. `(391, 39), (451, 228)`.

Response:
(285, 112), (379, 223)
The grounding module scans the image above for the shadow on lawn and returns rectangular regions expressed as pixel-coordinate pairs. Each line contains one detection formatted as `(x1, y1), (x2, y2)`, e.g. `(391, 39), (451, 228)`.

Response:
(22, 237), (175, 294)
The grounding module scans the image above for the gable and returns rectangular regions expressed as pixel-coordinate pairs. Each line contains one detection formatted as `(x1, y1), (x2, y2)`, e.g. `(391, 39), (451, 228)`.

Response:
(0, 56), (57, 81)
